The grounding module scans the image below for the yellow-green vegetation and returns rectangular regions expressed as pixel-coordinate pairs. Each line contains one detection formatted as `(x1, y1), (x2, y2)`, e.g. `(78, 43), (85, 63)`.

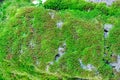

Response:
(0, 0), (120, 80)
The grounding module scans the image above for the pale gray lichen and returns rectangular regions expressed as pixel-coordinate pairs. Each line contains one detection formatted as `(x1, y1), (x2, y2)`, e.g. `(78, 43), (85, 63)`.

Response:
(32, 0), (40, 5)
(29, 40), (36, 48)
(79, 59), (96, 71)
(20, 49), (23, 54)
(46, 61), (54, 72)
(49, 12), (55, 19)
(56, 21), (63, 29)
(46, 65), (49, 72)
(86, 0), (115, 6)
(58, 47), (65, 56)
(104, 32), (109, 38)
(41, 0), (47, 4)
(104, 24), (113, 38)
(105, 0), (115, 6)
(36, 60), (40, 65)
(110, 55), (120, 72)
(104, 24), (113, 31)
(54, 42), (66, 62)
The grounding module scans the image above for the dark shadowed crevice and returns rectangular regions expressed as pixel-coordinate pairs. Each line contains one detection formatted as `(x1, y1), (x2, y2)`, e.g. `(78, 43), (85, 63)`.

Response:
(0, 0), (3, 2)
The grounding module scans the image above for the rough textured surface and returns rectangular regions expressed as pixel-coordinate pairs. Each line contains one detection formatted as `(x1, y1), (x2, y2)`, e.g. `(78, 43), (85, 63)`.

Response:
(0, 0), (120, 80)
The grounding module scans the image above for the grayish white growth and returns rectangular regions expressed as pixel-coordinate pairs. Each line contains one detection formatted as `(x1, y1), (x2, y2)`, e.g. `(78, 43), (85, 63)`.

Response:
(29, 40), (35, 48)
(32, 0), (40, 5)
(46, 61), (54, 72)
(56, 21), (63, 29)
(86, 0), (115, 6)
(63, 42), (66, 47)
(58, 43), (66, 55)
(49, 12), (55, 19)
(87, 64), (96, 71)
(79, 59), (96, 71)
(104, 32), (109, 38)
(58, 47), (65, 56)
(41, 0), (47, 4)
(49, 61), (54, 65)
(19, 46), (27, 54)
(104, 24), (113, 38)
(46, 65), (49, 72)
(104, 24), (113, 32)
(110, 55), (120, 72)
(55, 42), (66, 61)
(20, 46), (25, 54)
(36, 60), (40, 65)
(20, 49), (23, 54)
(46, 42), (66, 71)
(106, 0), (115, 6)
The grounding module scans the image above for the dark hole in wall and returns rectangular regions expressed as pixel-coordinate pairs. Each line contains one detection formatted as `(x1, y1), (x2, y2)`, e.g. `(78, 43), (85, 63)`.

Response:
(54, 54), (60, 61)
(102, 59), (110, 64)
(112, 66), (116, 68)
(105, 60), (110, 64)
(104, 29), (108, 32)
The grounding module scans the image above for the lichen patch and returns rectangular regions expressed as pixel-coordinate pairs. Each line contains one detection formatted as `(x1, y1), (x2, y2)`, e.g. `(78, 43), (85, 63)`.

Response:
(49, 12), (55, 19)
(104, 24), (113, 38)
(42, 0), (47, 4)
(56, 21), (63, 29)
(32, 0), (40, 5)
(79, 59), (96, 71)
(54, 42), (66, 61)
(110, 55), (120, 72)
(86, 0), (115, 6)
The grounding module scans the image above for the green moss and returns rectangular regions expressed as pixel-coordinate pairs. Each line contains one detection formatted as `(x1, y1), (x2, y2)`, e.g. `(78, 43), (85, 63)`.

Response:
(0, 0), (120, 80)
(107, 20), (120, 54)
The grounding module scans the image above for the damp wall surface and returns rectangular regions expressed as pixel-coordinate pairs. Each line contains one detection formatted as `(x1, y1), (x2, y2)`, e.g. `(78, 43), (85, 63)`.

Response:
(0, 0), (120, 80)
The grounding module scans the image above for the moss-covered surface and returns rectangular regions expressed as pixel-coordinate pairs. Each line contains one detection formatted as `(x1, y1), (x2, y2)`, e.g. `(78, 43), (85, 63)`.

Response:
(0, 0), (120, 80)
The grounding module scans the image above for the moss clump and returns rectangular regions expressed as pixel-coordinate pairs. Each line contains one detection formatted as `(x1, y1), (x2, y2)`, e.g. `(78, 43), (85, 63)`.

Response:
(0, 0), (120, 80)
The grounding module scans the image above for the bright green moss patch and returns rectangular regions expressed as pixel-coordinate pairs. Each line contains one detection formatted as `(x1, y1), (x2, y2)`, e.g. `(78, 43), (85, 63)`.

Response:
(0, 0), (120, 80)
(44, 0), (120, 16)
